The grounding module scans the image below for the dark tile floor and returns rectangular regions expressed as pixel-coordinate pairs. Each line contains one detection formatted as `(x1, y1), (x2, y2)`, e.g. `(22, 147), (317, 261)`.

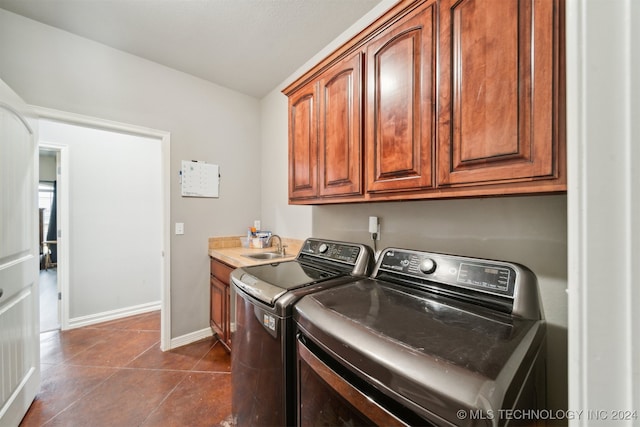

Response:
(20, 311), (232, 427)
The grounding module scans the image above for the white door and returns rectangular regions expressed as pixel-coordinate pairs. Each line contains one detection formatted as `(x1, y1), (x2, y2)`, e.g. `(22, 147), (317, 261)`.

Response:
(0, 79), (40, 425)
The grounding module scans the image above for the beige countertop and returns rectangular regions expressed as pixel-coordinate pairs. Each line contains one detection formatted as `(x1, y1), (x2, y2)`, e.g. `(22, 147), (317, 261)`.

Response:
(208, 236), (303, 268)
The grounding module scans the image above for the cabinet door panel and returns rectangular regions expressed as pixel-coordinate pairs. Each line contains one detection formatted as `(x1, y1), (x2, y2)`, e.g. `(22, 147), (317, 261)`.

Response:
(366, 2), (435, 193)
(455, 0), (519, 161)
(438, 0), (558, 186)
(210, 277), (225, 337)
(289, 83), (318, 200)
(318, 52), (363, 197)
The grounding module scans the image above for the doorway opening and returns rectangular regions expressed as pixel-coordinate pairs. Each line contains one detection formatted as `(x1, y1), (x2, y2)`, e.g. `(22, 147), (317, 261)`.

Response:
(38, 148), (60, 332)
(35, 107), (171, 350)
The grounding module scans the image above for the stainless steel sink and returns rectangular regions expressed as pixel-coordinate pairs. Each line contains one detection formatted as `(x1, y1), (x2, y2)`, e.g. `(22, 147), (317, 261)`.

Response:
(242, 252), (285, 260)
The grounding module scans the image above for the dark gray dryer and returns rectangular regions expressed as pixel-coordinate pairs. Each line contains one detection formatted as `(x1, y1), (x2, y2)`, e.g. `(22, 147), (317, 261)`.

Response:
(294, 247), (547, 426)
(230, 238), (373, 427)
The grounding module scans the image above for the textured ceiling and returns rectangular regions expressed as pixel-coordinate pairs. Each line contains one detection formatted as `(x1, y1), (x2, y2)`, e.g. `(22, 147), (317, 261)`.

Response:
(0, 0), (382, 98)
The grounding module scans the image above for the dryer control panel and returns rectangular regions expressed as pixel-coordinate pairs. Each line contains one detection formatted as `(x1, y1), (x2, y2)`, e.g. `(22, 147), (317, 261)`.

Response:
(300, 239), (361, 264)
(376, 248), (517, 299)
(296, 239), (374, 277)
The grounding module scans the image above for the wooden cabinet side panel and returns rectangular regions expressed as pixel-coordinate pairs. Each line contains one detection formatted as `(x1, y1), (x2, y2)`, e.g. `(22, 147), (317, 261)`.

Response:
(289, 85), (318, 200)
(318, 52), (363, 197)
(438, 0), (559, 186)
(224, 286), (231, 348)
(366, 2), (435, 193)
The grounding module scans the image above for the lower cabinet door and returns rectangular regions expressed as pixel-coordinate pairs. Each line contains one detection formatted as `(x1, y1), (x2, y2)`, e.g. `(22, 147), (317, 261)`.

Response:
(210, 277), (225, 338)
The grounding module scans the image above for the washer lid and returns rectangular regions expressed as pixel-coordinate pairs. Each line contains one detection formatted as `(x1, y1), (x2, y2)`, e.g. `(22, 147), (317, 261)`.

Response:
(294, 278), (545, 422)
(233, 260), (342, 305)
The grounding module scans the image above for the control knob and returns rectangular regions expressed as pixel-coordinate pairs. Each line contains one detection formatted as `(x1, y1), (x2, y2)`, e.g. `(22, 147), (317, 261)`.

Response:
(419, 258), (437, 274)
(318, 243), (329, 254)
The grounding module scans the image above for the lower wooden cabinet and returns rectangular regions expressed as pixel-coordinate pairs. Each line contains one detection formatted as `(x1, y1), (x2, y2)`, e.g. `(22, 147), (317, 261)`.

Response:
(210, 258), (233, 351)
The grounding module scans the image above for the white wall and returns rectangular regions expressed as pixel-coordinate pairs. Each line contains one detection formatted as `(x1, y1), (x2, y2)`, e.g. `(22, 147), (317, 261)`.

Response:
(38, 154), (56, 181)
(39, 120), (163, 321)
(566, 0), (640, 422)
(0, 9), (262, 337)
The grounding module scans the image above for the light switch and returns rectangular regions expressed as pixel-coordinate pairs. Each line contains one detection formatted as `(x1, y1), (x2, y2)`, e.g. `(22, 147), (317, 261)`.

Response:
(175, 222), (184, 235)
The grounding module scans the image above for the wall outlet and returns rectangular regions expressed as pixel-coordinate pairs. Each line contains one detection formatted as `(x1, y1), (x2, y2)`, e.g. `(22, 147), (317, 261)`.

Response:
(175, 222), (184, 235)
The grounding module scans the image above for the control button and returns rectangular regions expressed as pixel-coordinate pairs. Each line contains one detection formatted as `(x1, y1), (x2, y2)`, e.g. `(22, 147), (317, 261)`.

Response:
(419, 258), (437, 274)
(318, 243), (329, 254)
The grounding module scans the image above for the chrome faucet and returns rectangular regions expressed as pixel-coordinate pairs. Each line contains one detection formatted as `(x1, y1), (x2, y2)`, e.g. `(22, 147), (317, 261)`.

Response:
(267, 234), (286, 255)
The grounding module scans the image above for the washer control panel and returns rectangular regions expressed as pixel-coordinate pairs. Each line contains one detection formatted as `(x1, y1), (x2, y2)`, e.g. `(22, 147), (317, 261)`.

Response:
(376, 248), (516, 298)
(300, 239), (362, 265)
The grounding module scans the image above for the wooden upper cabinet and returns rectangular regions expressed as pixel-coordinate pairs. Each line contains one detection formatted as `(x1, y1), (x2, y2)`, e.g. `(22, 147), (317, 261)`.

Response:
(437, 0), (563, 188)
(288, 81), (318, 200)
(366, 1), (436, 194)
(318, 52), (363, 197)
(284, 0), (565, 204)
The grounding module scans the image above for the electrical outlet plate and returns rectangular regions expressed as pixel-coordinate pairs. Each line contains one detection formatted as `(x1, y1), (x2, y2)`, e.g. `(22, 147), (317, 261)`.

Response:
(368, 216), (381, 240)
(175, 222), (184, 235)
(368, 216), (378, 233)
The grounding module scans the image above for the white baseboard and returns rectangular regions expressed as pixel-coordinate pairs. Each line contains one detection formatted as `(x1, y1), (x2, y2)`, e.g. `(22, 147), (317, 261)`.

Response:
(66, 301), (161, 330)
(66, 301), (214, 352)
(169, 327), (214, 350)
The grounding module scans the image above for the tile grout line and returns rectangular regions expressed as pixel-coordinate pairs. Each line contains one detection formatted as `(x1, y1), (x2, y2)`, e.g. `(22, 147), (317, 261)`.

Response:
(38, 367), (123, 426)
(46, 363), (233, 375)
(123, 338), (162, 367)
(134, 333), (229, 425)
(26, 312), (230, 426)
(34, 314), (163, 426)
(138, 371), (191, 427)
(191, 338), (220, 370)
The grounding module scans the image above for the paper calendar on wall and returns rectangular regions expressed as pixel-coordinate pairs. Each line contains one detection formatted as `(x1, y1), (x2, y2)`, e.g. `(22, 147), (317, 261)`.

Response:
(181, 160), (219, 198)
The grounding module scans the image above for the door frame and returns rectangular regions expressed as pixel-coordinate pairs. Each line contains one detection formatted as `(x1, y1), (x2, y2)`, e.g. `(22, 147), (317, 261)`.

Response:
(566, 0), (640, 416)
(33, 106), (172, 351)
(38, 142), (68, 331)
